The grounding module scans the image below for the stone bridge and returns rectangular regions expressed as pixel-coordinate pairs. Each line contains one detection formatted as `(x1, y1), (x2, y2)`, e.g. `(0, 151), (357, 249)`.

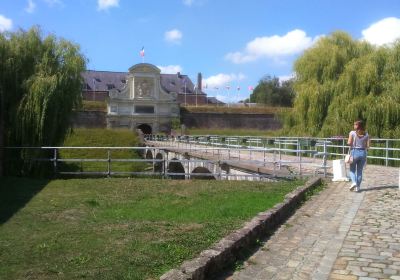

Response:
(143, 145), (284, 181)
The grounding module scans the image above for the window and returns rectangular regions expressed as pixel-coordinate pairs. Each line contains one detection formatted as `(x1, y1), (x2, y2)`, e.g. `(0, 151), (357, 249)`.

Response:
(107, 84), (115, 90)
(135, 106), (154, 114)
(110, 104), (118, 113)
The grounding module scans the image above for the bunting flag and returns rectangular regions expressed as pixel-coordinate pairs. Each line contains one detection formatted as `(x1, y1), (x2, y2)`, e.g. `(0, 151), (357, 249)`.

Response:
(225, 85), (231, 90)
(140, 46), (145, 57)
(248, 85), (254, 91)
(237, 86), (241, 91)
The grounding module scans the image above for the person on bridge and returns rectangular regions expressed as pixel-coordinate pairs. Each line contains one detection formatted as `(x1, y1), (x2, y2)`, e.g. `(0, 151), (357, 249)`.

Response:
(348, 120), (370, 192)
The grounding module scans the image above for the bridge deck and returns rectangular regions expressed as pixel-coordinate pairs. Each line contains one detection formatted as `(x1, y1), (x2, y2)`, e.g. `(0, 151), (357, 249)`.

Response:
(147, 140), (329, 177)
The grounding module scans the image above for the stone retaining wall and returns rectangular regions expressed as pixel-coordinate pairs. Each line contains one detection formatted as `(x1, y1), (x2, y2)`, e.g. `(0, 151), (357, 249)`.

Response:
(160, 177), (323, 280)
(181, 112), (282, 130)
(71, 111), (107, 128)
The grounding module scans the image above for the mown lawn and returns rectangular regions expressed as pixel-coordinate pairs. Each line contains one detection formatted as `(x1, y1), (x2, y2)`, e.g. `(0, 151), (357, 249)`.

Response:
(0, 177), (303, 280)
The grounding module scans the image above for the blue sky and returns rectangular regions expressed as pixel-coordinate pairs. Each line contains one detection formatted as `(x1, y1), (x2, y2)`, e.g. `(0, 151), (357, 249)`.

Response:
(1, 0), (400, 102)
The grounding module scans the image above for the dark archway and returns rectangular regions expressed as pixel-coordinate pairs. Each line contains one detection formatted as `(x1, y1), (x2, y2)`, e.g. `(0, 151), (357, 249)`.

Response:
(145, 150), (153, 159)
(154, 153), (163, 173)
(168, 158), (185, 179)
(191, 166), (216, 180)
(137, 124), (152, 135)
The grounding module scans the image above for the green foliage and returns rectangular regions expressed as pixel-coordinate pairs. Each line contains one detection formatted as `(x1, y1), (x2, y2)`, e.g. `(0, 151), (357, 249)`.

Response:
(249, 75), (295, 107)
(0, 177), (303, 279)
(0, 27), (86, 176)
(286, 31), (400, 137)
(171, 117), (181, 130)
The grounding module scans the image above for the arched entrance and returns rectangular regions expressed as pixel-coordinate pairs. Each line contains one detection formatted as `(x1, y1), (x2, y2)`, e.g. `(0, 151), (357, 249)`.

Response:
(137, 124), (152, 135)
(191, 166), (215, 180)
(168, 158), (185, 179)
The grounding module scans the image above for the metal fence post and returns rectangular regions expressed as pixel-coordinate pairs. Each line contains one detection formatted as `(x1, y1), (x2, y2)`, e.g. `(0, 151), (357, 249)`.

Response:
(53, 148), (58, 176)
(107, 149), (111, 177)
(386, 140), (389, 166)
(323, 141), (327, 177)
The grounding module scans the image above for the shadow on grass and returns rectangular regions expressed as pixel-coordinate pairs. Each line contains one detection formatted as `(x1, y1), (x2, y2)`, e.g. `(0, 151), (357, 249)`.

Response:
(0, 177), (49, 225)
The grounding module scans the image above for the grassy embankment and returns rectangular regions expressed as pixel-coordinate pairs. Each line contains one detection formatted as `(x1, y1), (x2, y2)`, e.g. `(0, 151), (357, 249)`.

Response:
(0, 177), (304, 279)
(59, 128), (146, 174)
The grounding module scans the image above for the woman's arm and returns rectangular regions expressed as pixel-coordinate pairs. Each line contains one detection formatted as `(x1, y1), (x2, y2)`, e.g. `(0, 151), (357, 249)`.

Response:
(347, 132), (353, 146)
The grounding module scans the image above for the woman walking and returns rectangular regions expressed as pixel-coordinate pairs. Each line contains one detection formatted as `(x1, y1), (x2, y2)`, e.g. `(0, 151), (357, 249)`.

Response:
(348, 120), (370, 192)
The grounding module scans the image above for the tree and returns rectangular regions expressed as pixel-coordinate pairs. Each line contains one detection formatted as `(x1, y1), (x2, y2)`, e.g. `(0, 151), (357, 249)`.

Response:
(249, 75), (295, 107)
(0, 27), (86, 176)
(285, 31), (400, 137)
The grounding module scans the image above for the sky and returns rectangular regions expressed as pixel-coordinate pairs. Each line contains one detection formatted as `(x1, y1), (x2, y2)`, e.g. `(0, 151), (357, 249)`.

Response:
(1, 0), (400, 103)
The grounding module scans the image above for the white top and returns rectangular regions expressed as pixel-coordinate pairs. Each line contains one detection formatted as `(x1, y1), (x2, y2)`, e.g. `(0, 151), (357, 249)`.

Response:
(349, 130), (369, 149)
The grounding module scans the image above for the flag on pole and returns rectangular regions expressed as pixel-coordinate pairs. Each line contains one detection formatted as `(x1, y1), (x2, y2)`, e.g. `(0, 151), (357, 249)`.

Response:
(140, 47), (145, 57)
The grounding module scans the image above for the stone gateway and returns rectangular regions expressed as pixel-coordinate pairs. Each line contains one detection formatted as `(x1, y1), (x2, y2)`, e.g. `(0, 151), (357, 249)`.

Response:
(107, 63), (180, 134)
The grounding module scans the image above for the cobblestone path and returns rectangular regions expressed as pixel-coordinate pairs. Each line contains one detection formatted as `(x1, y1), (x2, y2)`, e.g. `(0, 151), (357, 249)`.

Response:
(227, 165), (400, 280)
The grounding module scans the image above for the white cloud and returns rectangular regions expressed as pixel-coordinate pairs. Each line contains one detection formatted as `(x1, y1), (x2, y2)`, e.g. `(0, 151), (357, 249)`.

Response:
(362, 17), (400, 46)
(157, 65), (183, 74)
(165, 29), (183, 44)
(97, 0), (119, 11)
(25, 0), (36, 13)
(203, 73), (246, 89)
(278, 74), (295, 82)
(225, 29), (321, 64)
(0, 15), (12, 32)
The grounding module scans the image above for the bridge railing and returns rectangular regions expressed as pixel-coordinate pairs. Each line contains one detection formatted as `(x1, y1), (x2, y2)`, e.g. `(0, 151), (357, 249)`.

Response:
(145, 135), (400, 168)
(4, 145), (326, 179)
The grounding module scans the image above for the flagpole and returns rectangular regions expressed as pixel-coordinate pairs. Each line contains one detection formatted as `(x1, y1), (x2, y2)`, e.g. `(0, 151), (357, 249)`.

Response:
(195, 86), (198, 107)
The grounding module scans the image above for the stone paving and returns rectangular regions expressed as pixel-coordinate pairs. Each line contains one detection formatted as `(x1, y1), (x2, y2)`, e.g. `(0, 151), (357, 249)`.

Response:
(223, 164), (400, 280)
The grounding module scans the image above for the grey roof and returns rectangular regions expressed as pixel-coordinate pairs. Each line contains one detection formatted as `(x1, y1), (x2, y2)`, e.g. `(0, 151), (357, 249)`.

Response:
(82, 70), (204, 95)
(82, 70), (128, 92)
(160, 73), (196, 94)
(207, 97), (225, 104)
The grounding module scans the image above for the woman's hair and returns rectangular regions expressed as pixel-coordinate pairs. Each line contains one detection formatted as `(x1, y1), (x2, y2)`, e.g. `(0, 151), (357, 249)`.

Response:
(354, 120), (366, 136)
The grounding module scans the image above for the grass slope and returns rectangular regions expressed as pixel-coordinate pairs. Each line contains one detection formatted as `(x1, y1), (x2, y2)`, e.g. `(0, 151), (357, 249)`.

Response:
(59, 128), (146, 174)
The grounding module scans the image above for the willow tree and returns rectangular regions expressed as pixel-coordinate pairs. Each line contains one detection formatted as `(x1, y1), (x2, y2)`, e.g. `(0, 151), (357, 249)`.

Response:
(0, 27), (86, 176)
(285, 31), (400, 138)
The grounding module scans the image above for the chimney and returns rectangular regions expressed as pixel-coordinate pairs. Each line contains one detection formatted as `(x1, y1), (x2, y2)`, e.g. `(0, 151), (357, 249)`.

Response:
(197, 72), (202, 92)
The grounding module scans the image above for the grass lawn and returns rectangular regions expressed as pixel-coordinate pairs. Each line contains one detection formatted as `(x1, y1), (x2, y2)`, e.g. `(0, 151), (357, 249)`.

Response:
(0, 177), (303, 280)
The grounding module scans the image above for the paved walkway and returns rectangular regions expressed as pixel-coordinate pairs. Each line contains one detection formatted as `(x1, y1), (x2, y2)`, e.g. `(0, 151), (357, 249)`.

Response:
(224, 164), (400, 280)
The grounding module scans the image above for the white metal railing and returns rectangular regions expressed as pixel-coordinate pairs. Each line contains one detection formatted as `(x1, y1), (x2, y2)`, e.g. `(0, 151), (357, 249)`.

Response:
(4, 144), (328, 179)
(145, 135), (400, 167)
